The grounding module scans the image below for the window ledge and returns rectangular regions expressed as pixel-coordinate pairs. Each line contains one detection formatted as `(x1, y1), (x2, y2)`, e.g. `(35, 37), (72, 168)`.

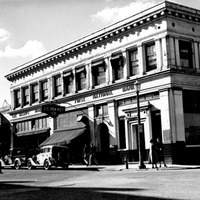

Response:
(77, 88), (87, 93)
(94, 84), (107, 89)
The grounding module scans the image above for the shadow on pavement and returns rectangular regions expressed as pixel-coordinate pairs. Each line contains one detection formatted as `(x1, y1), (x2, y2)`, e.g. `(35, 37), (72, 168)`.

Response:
(0, 181), (182, 200)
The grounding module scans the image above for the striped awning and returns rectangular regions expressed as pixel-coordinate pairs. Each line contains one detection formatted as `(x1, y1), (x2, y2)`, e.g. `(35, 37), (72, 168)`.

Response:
(40, 127), (85, 146)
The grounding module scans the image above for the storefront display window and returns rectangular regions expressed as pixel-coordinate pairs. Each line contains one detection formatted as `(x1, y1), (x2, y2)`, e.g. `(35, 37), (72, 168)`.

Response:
(183, 90), (200, 145)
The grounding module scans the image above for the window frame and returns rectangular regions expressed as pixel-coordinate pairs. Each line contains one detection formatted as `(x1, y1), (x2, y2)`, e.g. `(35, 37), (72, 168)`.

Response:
(92, 60), (106, 86)
(63, 73), (73, 95)
(128, 48), (139, 76)
(32, 83), (39, 103)
(76, 67), (86, 91)
(54, 75), (62, 97)
(23, 86), (29, 106)
(15, 89), (21, 108)
(111, 53), (124, 81)
(41, 80), (48, 101)
(179, 39), (193, 69)
(145, 42), (157, 72)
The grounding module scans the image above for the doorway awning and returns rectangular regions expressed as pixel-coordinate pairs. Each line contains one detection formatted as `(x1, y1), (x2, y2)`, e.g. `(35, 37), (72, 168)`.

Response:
(40, 127), (85, 146)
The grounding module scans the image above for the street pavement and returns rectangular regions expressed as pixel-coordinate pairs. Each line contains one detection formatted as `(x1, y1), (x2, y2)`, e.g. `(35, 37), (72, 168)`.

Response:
(1, 163), (200, 200)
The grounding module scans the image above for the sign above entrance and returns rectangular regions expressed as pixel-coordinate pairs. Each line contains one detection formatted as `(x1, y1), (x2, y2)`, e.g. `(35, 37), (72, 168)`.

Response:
(41, 103), (66, 118)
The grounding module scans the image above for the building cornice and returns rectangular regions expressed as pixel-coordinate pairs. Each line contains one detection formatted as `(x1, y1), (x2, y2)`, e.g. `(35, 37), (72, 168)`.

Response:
(5, 1), (200, 81)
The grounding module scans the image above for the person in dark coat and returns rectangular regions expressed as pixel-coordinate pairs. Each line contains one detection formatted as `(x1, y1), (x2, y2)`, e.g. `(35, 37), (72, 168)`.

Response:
(89, 143), (98, 166)
(149, 139), (158, 169)
(156, 138), (167, 168)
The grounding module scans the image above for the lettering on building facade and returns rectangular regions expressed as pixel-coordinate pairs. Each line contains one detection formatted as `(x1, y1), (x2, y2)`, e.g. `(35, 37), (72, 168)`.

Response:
(19, 112), (28, 116)
(93, 91), (113, 99)
(75, 97), (85, 104)
(41, 103), (66, 118)
(122, 85), (135, 92)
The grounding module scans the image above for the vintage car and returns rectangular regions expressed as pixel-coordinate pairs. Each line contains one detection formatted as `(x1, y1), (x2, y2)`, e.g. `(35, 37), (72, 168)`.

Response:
(27, 145), (69, 170)
(0, 148), (28, 169)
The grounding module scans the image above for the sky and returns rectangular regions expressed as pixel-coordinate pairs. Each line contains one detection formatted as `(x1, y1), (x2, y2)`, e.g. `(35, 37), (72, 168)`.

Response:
(0, 0), (200, 106)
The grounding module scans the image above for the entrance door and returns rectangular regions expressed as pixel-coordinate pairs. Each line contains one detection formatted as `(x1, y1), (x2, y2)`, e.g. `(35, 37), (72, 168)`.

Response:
(99, 123), (109, 153)
(151, 110), (162, 140)
(96, 123), (110, 163)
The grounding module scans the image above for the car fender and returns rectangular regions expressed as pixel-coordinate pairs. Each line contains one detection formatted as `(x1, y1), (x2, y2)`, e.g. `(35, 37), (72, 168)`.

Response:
(28, 158), (37, 165)
(14, 158), (22, 166)
(0, 159), (6, 167)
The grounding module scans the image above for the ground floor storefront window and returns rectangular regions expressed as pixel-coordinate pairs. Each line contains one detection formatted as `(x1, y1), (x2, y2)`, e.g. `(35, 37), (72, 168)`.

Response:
(183, 90), (200, 145)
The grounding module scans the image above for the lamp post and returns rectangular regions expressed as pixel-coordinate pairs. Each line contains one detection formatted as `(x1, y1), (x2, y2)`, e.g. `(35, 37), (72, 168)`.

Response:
(134, 80), (146, 169)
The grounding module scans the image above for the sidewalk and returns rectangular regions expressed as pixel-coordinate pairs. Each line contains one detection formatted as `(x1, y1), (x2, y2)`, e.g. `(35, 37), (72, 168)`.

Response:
(69, 163), (200, 171)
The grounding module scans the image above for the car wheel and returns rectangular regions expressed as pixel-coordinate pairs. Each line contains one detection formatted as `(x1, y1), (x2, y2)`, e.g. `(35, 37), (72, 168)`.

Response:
(27, 161), (32, 170)
(14, 160), (20, 170)
(44, 160), (50, 170)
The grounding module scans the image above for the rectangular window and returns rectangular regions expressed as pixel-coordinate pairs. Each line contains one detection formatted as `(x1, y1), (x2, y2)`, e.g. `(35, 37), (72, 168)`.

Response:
(41, 80), (48, 101)
(32, 83), (38, 103)
(15, 89), (21, 108)
(145, 42), (157, 71)
(23, 87), (29, 106)
(76, 68), (86, 91)
(111, 53), (124, 81)
(119, 118), (126, 149)
(179, 40), (193, 68)
(92, 60), (106, 86)
(183, 90), (200, 145)
(63, 75), (73, 94)
(129, 49), (139, 76)
(96, 104), (108, 116)
(54, 75), (62, 97)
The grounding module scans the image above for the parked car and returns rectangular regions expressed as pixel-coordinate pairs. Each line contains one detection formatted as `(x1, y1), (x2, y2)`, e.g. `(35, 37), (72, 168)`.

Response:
(0, 148), (28, 169)
(27, 145), (69, 170)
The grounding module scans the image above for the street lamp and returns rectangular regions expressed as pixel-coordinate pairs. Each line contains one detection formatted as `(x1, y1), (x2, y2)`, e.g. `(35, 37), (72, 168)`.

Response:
(134, 80), (146, 169)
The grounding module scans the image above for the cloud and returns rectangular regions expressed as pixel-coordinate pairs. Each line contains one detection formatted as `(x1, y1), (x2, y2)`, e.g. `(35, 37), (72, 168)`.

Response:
(0, 40), (47, 59)
(0, 28), (11, 42)
(91, 0), (159, 24)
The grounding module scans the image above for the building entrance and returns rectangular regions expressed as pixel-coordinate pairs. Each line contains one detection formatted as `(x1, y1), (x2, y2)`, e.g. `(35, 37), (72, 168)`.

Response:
(151, 110), (162, 141)
(96, 123), (110, 163)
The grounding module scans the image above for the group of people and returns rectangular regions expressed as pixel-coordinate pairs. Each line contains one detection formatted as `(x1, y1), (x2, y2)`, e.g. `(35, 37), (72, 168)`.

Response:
(149, 137), (167, 169)
(82, 143), (98, 166)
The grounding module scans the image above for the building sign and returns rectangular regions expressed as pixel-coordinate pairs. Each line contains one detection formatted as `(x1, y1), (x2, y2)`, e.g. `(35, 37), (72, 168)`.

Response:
(41, 103), (66, 118)
(73, 83), (136, 104)
(93, 91), (113, 99)
(19, 112), (28, 116)
(75, 97), (85, 103)
(122, 85), (135, 92)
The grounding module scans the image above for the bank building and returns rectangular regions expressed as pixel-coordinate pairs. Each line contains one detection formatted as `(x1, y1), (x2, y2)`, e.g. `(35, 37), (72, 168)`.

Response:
(5, 1), (200, 164)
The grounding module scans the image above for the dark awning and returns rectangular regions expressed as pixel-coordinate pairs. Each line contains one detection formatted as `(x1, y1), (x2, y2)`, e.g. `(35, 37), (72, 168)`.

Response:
(16, 128), (50, 137)
(40, 127), (85, 146)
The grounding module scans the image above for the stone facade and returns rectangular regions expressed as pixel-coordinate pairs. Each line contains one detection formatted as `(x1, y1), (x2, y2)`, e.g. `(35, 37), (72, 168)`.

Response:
(5, 1), (200, 164)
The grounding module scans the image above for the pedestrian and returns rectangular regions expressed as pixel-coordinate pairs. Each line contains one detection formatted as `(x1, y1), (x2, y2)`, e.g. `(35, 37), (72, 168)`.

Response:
(89, 143), (98, 166)
(156, 138), (167, 168)
(149, 139), (158, 169)
(83, 144), (89, 166)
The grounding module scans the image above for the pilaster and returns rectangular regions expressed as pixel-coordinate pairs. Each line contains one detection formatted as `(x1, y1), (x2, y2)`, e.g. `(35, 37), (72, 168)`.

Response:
(174, 37), (180, 67)
(104, 56), (110, 85)
(122, 49), (128, 80)
(138, 43), (145, 75)
(194, 41), (200, 70)
(169, 36), (176, 67)
(161, 36), (168, 69)
(155, 38), (162, 70)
